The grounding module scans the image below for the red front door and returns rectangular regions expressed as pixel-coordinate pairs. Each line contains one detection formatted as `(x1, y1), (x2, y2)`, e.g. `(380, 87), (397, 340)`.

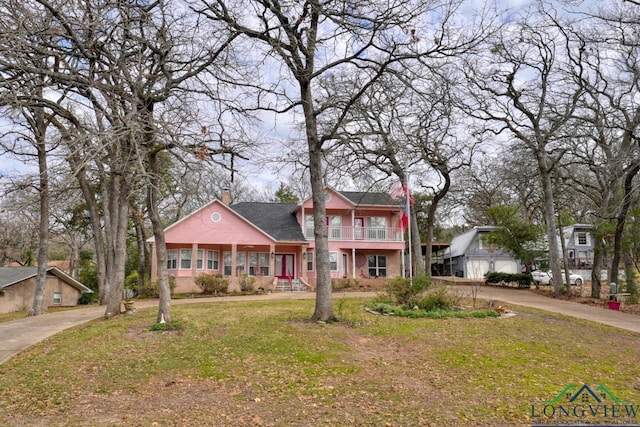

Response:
(275, 254), (295, 279)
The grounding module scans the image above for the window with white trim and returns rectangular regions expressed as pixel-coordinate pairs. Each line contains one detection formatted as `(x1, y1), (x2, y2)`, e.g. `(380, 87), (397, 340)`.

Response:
(180, 249), (192, 269)
(249, 252), (270, 276)
(575, 232), (590, 246)
(53, 292), (62, 305)
(207, 250), (219, 270)
(478, 235), (486, 250)
(329, 252), (338, 271)
(368, 255), (387, 278)
(326, 215), (342, 239)
(223, 251), (232, 276)
(306, 251), (314, 271)
(167, 250), (178, 270)
(236, 252), (246, 275)
(197, 249), (204, 269)
(366, 216), (387, 240)
(304, 215), (314, 238)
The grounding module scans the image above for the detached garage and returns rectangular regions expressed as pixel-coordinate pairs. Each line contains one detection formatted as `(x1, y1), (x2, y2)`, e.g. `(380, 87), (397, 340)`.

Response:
(0, 267), (92, 314)
(465, 260), (490, 279)
(442, 226), (522, 279)
(495, 260), (518, 274)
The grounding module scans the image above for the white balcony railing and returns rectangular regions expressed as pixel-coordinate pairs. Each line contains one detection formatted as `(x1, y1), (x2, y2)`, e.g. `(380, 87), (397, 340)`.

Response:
(304, 226), (403, 242)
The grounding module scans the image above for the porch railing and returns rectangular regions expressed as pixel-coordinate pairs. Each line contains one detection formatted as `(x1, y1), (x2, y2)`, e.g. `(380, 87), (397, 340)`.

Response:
(304, 226), (403, 242)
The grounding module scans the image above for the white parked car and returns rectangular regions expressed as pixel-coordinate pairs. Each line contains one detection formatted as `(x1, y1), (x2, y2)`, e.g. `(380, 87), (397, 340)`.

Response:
(531, 270), (583, 286)
(531, 270), (551, 285)
(550, 270), (583, 286)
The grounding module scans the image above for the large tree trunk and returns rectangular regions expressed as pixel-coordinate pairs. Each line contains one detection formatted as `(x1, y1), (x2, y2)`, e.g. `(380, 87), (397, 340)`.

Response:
(423, 172), (451, 276)
(538, 152), (562, 296)
(409, 205), (423, 276)
(76, 168), (108, 304)
(309, 147), (333, 322)
(299, 82), (334, 323)
(103, 172), (130, 318)
(557, 216), (571, 294)
(147, 148), (172, 324)
(31, 102), (49, 316)
(591, 235), (604, 298)
(609, 164), (640, 286)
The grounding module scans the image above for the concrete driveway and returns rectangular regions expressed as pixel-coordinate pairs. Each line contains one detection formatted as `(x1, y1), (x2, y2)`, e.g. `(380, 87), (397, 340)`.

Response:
(0, 287), (638, 365)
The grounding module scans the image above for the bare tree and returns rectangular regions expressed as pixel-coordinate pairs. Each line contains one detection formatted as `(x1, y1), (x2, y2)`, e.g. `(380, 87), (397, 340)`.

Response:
(0, 0), (247, 321)
(462, 8), (585, 296)
(325, 70), (478, 276)
(0, 190), (40, 266)
(0, 8), (61, 314)
(562, 1), (640, 297)
(194, 0), (495, 320)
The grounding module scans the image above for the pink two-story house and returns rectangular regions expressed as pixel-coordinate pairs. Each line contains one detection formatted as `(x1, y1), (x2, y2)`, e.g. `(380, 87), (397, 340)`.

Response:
(149, 188), (406, 293)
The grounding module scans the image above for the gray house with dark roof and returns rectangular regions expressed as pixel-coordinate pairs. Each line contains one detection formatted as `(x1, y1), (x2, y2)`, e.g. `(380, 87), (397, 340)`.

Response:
(149, 187), (406, 293)
(442, 226), (522, 279)
(557, 224), (597, 269)
(0, 267), (92, 314)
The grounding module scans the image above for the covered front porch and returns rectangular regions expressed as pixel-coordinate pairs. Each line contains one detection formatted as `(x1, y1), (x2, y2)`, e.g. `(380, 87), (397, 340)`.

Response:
(157, 242), (312, 294)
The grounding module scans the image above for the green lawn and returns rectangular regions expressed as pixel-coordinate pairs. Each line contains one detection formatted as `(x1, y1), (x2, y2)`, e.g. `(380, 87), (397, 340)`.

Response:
(0, 297), (638, 426)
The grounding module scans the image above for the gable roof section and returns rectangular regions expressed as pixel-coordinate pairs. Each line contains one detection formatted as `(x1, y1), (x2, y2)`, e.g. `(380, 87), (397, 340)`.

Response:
(561, 223), (594, 235)
(231, 202), (306, 242)
(444, 226), (497, 258)
(0, 267), (92, 293)
(339, 191), (399, 206)
(299, 187), (401, 209)
(154, 188), (400, 245)
(150, 199), (280, 244)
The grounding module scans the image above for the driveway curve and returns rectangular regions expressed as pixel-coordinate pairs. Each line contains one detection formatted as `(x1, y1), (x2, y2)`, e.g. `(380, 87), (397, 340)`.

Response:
(0, 286), (638, 365)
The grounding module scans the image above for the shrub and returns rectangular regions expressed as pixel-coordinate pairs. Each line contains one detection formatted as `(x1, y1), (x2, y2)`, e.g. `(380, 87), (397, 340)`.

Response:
(411, 285), (459, 311)
(239, 274), (256, 293)
(384, 274), (431, 305)
(332, 278), (359, 291)
(137, 276), (176, 298)
(138, 280), (159, 298)
(485, 272), (531, 289)
(195, 273), (228, 295)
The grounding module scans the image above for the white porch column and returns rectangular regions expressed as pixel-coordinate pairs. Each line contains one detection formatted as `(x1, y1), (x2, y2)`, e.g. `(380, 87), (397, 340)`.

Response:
(231, 244), (237, 277)
(269, 245), (276, 278)
(191, 243), (198, 276)
(351, 210), (355, 241)
(352, 248), (356, 279)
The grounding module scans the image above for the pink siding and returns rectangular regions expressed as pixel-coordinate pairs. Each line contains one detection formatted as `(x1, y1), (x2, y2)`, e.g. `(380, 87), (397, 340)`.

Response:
(164, 201), (275, 245)
(300, 188), (353, 210)
(152, 189), (407, 292)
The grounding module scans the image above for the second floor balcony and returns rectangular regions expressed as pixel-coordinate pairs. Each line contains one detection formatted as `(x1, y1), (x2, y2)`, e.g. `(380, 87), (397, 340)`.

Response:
(304, 226), (403, 242)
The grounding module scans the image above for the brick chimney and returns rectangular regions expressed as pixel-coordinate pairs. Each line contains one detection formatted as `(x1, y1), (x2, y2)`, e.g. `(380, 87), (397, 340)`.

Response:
(221, 188), (231, 205)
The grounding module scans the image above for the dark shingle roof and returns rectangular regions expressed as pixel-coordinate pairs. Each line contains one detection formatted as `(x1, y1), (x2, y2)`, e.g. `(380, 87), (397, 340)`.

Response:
(0, 266), (92, 293)
(0, 267), (40, 288)
(339, 191), (399, 206)
(231, 202), (307, 242)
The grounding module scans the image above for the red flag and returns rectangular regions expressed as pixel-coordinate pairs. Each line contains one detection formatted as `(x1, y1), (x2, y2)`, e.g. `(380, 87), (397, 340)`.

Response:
(390, 180), (412, 231)
(390, 181), (404, 200)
